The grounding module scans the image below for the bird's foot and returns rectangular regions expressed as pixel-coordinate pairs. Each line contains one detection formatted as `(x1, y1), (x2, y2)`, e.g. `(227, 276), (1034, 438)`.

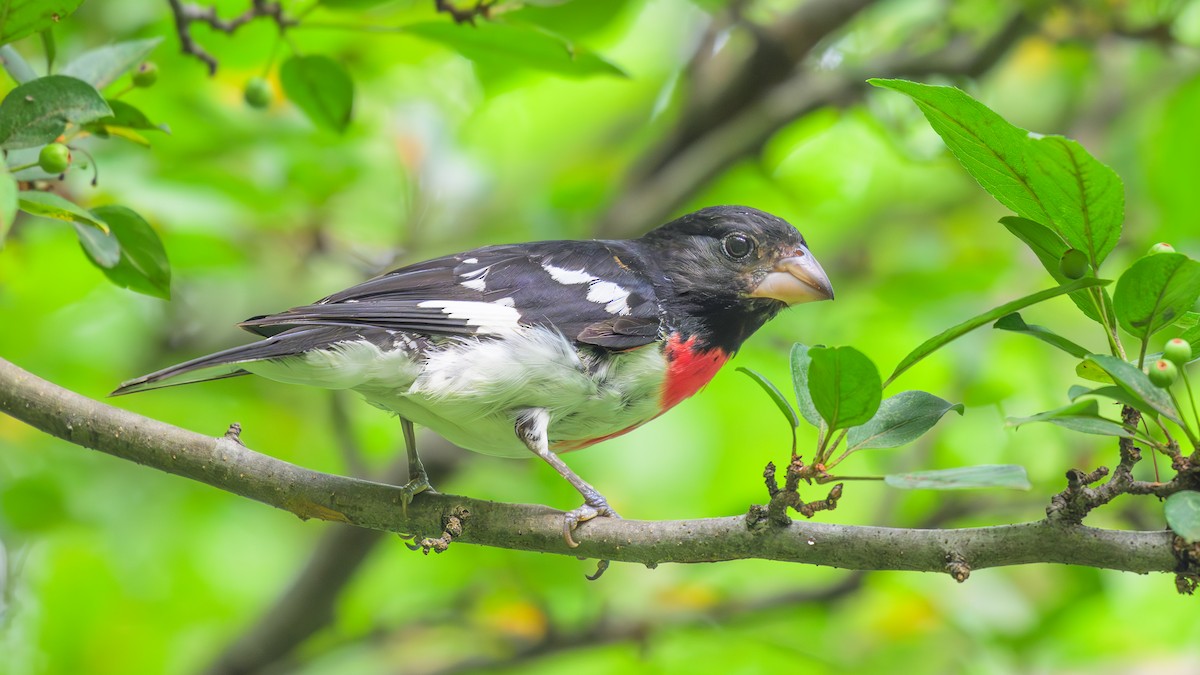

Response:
(398, 471), (434, 518)
(562, 498), (620, 548)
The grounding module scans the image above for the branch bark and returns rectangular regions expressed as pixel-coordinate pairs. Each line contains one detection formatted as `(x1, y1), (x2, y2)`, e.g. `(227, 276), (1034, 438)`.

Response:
(0, 356), (1185, 577)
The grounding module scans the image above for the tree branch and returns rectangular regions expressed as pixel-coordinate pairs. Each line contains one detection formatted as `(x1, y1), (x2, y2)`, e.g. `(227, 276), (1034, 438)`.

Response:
(166, 0), (295, 75)
(594, 12), (1031, 237)
(0, 356), (1186, 577)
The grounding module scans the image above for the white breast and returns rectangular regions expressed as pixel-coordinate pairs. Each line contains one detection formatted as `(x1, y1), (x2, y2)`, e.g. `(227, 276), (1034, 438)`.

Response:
(248, 327), (668, 458)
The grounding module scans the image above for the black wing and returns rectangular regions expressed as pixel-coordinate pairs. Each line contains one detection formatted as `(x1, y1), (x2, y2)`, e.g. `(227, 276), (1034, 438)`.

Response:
(239, 240), (664, 350)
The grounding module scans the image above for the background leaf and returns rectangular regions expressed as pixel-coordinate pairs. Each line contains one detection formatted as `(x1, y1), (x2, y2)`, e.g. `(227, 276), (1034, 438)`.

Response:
(1113, 252), (1200, 342)
(0, 75), (112, 149)
(807, 346), (882, 431)
(60, 37), (161, 89)
(886, 277), (1109, 386)
(845, 390), (963, 452)
(1165, 491), (1200, 543)
(884, 465), (1032, 490)
(871, 79), (1124, 271)
(89, 205), (171, 299)
(403, 21), (626, 79)
(280, 55), (354, 134)
(0, 0), (85, 46)
(0, 43), (35, 82)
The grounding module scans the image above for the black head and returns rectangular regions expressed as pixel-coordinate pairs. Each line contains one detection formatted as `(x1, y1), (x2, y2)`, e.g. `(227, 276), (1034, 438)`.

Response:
(638, 205), (833, 351)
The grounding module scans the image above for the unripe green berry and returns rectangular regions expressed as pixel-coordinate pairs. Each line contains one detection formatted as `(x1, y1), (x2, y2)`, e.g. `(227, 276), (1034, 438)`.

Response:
(1165, 338), (1193, 366)
(1059, 248), (1089, 280)
(244, 77), (272, 109)
(1149, 242), (1176, 255)
(1149, 359), (1179, 388)
(132, 61), (158, 88)
(38, 143), (71, 174)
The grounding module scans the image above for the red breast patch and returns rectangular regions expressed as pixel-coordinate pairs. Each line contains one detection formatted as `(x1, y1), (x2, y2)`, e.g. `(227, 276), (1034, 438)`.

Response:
(661, 333), (729, 410)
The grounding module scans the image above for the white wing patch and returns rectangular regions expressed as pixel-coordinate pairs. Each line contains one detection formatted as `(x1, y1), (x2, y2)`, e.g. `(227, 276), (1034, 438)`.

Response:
(417, 300), (521, 333)
(458, 266), (488, 292)
(541, 263), (631, 316)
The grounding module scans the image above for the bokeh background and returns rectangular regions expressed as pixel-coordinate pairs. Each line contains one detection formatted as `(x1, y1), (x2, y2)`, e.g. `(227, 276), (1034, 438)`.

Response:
(3, 0), (1200, 673)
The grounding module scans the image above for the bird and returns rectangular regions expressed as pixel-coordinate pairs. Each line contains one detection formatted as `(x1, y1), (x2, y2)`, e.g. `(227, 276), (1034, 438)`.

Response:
(114, 205), (834, 546)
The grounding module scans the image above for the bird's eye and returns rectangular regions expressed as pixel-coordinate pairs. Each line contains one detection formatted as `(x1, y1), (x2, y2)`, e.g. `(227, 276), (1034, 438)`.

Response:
(722, 233), (754, 259)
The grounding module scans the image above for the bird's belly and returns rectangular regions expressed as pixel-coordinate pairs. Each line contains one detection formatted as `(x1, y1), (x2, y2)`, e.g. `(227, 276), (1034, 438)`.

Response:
(359, 328), (673, 458)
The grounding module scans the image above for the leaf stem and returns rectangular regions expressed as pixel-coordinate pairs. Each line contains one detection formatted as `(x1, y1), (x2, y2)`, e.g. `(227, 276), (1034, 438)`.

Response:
(816, 475), (884, 483)
(1182, 368), (1200, 438)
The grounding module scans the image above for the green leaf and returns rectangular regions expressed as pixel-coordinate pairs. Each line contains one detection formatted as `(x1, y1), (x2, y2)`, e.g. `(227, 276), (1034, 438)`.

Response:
(884, 465), (1031, 491)
(403, 21), (627, 79)
(0, 166), (16, 247)
(789, 343), (823, 428)
(0, 44), (35, 82)
(1113, 252), (1200, 342)
(0, 75), (112, 149)
(0, 1), (85, 46)
(1165, 491), (1200, 543)
(1180, 323), (1200, 364)
(85, 99), (170, 136)
(1007, 399), (1135, 438)
(18, 190), (107, 231)
(807, 346), (882, 431)
(1177, 312), (1200, 331)
(886, 277), (1110, 386)
(871, 79), (1124, 270)
(993, 312), (1091, 358)
(1085, 354), (1180, 423)
(845, 390), (963, 452)
(89, 205), (171, 299)
(1068, 384), (1158, 418)
(73, 221), (119, 268)
(279, 55), (354, 134)
(1000, 216), (1114, 324)
(1075, 359), (1115, 384)
(60, 38), (162, 90)
(737, 367), (798, 429)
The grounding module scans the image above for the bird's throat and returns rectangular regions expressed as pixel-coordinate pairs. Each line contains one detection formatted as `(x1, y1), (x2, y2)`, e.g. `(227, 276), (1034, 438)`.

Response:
(661, 333), (730, 410)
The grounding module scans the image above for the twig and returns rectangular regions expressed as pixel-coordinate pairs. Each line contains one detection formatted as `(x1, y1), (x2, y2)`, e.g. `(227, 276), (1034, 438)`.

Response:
(0, 356), (1188, 577)
(165, 0), (296, 75)
(433, 0), (496, 25)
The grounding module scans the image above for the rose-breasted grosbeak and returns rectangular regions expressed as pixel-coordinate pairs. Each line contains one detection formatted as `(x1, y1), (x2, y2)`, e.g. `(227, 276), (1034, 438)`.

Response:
(115, 206), (833, 545)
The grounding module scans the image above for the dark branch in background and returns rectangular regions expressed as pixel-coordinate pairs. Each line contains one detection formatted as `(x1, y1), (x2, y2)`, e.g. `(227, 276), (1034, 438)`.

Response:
(594, 8), (1031, 237)
(433, 0), (496, 26)
(0, 357), (1189, 578)
(165, 0), (295, 75)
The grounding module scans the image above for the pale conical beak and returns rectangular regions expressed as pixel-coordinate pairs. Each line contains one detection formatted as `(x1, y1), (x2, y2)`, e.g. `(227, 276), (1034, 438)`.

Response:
(749, 245), (834, 305)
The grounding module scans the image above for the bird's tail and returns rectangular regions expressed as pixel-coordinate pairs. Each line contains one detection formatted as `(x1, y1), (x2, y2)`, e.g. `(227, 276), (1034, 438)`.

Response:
(111, 326), (353, 396)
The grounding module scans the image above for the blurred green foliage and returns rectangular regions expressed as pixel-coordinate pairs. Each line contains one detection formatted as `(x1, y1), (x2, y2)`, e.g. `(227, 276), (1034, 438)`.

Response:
(3, 0), (1200, 673)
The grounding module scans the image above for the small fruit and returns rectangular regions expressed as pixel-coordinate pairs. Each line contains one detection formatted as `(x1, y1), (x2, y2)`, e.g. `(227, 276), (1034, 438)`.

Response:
(1059, 248), (1089, 280)
(1165, 338), (1193, 366)
(244, 77), (272, 109)
(1149, 359), (1179, 388)
(38, 143), (71, 174)
(1149, 242), (1176, 255)
(132, 61), (158, 88)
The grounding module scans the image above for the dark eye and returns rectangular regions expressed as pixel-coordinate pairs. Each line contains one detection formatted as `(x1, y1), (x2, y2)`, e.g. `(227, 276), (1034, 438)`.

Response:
(722, 233), (754, 259)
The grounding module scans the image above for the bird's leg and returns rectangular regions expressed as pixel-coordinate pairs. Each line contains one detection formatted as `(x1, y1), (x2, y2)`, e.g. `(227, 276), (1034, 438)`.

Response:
(515, 408), (620, 548)
(398, 417), (434, 516)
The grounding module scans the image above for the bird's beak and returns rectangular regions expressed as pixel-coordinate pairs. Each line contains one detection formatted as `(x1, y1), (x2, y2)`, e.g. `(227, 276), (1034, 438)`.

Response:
(749, 245), (834, 305)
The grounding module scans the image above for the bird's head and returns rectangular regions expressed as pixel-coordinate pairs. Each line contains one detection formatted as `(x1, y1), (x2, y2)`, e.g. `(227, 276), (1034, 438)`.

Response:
(638, 206), (832, 352)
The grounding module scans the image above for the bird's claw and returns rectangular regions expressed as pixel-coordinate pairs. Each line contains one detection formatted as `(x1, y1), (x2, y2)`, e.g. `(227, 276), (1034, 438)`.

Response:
(398, 472), (433, 518)
(562, 499), (620, 548)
